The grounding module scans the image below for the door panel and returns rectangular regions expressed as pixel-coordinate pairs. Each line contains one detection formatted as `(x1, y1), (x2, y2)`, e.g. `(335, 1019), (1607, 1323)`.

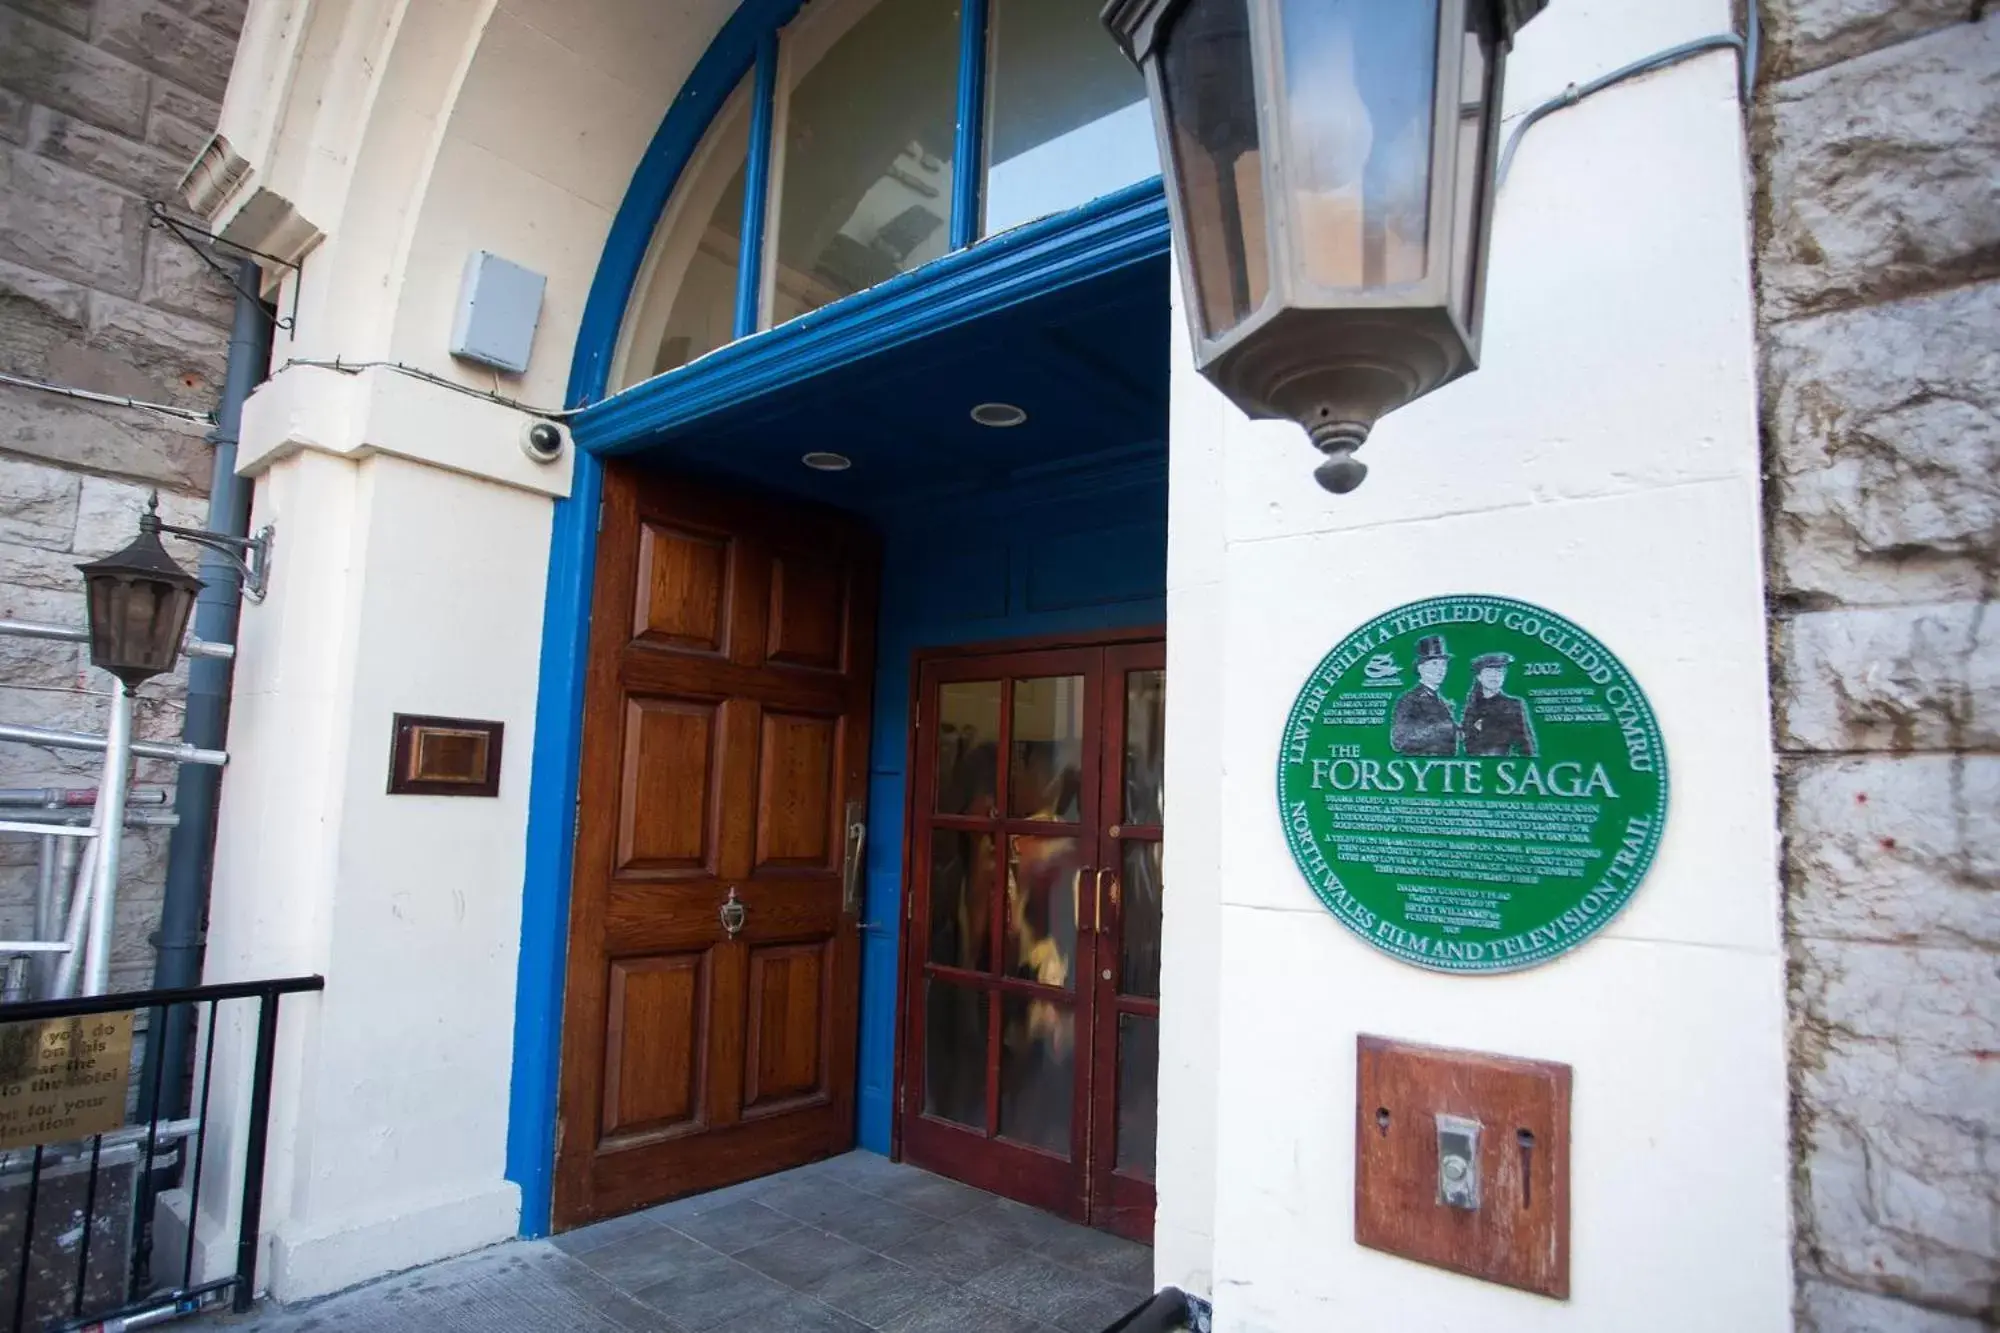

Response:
(1090, 641), (1165, 1241)
(743, 941), (830, 1113)
(602, 954), (708, 1140)
(766, 551), (847, 668)
(900, 649), (1105, 1222)
(634, 522), (729, 649)
(616, 697), (718, 874)
(556, 466), (878, 1228)
(753, 712), (840, 867)
(899, 637), (1162, 1240)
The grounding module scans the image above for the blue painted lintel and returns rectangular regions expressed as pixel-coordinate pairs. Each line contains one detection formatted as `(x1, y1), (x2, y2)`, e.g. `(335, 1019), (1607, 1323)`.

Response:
(572, 177), (1167, 456)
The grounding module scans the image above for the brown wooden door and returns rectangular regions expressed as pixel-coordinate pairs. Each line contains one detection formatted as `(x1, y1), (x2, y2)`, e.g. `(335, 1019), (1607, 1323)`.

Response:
(554, 465), (878, 1228)
(899, 638), (1162, 1240)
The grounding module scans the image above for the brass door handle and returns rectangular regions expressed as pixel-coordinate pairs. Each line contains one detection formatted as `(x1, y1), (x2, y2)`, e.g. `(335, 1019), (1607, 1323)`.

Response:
(1091, 868), (1107, 932)
(720, 887), (746, 938)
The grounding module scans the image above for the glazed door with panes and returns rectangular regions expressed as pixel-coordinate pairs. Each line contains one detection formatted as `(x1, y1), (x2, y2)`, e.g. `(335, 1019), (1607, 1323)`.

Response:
(901, 640), (1164, 1240)
(554, 466), (878, 1228)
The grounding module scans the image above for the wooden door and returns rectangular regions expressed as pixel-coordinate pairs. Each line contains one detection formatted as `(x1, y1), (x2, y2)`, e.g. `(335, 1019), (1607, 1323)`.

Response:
(1088, 641), (1164, 1241)
(902, 648), (1104, 1220)
(899, 638), (1162, 1239)
(555, 465), (879, 1228)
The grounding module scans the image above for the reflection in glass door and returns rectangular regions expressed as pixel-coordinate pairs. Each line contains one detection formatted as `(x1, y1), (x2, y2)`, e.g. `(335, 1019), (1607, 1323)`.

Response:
(901, 640), (1162, 1240)
(1090, 643), (1163, 1239)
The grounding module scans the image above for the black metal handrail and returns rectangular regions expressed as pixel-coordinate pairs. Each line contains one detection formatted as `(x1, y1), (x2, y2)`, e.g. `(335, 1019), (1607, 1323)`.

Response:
(0, 975), (323, 1331)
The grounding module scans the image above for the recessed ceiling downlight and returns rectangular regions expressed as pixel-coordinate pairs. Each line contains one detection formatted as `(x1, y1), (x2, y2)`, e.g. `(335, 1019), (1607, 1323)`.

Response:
(801, 451), (852, 471)
(970, 402), (1027, 428)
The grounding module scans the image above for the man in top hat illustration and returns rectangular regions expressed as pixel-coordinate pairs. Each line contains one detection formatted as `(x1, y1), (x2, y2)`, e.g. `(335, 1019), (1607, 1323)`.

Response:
(1462, 652), (1537, 756)
(1390, 636), (1459, 756)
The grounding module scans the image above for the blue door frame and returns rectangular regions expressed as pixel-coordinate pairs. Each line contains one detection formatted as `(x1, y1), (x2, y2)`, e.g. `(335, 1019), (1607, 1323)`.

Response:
(506, 0), (1169, 1236)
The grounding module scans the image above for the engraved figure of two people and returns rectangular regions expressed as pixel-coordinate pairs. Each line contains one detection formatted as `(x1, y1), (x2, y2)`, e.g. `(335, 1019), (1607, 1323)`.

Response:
(1389, 635), (1537, 757)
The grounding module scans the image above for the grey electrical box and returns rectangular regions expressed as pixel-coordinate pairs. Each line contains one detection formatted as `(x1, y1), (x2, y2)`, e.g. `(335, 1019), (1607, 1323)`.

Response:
(449, 251), (546, 375)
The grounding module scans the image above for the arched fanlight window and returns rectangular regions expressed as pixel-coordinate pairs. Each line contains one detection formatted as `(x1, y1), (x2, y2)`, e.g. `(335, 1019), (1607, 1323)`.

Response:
(613, 0), (1157, 392)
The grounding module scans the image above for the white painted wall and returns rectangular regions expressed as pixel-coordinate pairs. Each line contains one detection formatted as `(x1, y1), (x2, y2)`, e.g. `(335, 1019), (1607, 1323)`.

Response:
(185, 0), (735, 1302)
(1159, 0), (1792, 1326)
(191, 448), (552, 1298)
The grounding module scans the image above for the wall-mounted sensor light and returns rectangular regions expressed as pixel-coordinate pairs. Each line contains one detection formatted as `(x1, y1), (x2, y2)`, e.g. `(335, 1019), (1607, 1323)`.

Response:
(802, 451), (853, 471)
(970, 402), (1027, 428)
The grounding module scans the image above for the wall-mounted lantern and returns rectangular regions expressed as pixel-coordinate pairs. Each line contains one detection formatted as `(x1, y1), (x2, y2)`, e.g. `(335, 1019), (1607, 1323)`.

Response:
(77, 496), (205, 687)
(1104, 0), (1547, 492)
(77, 494), (274, 687)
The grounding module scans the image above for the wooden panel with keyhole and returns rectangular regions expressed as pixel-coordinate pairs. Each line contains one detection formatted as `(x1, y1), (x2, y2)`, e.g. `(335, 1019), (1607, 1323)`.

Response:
(1355, 1035), (1571, 1299)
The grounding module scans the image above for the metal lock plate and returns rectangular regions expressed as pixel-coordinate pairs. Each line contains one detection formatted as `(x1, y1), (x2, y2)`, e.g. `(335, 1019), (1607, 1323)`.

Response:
(1355, 1035), (1572, 1299)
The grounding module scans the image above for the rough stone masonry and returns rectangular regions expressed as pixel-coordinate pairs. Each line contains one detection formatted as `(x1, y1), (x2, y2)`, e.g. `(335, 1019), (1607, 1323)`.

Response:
(0, 0), (243, 992)
(1755, 2), (2000, 1328)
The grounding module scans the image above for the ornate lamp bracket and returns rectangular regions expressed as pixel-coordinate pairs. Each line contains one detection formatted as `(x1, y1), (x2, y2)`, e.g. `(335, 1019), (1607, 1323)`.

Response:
(157, 521), (276, 604)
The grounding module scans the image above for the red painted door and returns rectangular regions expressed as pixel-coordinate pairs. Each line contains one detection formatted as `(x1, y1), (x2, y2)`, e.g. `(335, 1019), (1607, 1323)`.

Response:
(900, 638), (1163, 1240)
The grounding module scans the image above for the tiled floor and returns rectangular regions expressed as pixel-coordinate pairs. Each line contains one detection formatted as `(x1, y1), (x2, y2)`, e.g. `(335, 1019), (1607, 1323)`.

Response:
(199, 1152), (1156, 1333)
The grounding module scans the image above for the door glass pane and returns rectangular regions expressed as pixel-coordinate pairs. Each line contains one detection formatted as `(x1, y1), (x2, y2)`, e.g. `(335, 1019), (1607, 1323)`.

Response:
(616, 75), (752, 388)
(936, 681), (1001, 815)
(982, 0), (1157, 237)
(769, 0), (961, 325)
(1123, 668), (1165, 825)
(1160, 0), (1267, 337)
(1278, 0), (1438, 290)
(1120, 840), (1163, 999)
(1010, 675), (1084, 821)
(1006, 835), (1080, 989)
(1115, 1014), (1159, 1180)
(999, 991), (1073, 1155)
(929, 831), (995, 971)
(924, 981), (989, 1130)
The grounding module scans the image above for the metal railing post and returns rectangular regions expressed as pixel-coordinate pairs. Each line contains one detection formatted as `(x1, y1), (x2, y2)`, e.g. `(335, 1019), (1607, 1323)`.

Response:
(232, 990), (283, 1313)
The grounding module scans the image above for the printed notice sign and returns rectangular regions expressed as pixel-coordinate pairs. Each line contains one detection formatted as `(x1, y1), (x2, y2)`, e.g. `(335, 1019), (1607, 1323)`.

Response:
(0, 1012), (134, 1148)
(1277, 596), (1668, 973)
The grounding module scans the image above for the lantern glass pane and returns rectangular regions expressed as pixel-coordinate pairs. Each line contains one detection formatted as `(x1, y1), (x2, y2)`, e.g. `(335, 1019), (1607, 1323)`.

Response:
(1159, 0), (1268, 338)
(1450, 10), (1498, 329)
(1277, 0), (1439, 290)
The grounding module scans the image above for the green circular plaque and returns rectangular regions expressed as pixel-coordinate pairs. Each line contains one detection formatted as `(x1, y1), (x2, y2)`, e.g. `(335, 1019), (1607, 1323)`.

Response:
(1277, 595), (1668, 973)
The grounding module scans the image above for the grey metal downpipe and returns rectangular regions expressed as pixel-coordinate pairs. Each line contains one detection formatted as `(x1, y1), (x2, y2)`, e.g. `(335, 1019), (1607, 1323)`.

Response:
(146, 258), (272, 1120)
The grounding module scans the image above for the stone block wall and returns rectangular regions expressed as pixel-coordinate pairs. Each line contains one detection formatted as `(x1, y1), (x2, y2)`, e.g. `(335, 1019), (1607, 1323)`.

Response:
(0, 0), (242, 992)
(1755, 3), (1999, 1328)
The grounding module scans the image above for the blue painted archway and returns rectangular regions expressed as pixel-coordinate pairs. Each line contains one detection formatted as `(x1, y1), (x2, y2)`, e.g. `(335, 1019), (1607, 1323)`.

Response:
(507, 0), (1169, 1235)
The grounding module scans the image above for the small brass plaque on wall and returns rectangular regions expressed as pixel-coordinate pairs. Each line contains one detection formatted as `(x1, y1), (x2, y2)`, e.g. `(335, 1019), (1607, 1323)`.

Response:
(0, 1012), (134, 1149)
(389, 714), (504, 796)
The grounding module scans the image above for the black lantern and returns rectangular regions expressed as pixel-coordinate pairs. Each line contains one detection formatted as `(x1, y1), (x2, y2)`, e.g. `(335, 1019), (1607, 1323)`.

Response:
(1104, 0), (1546, 491)
(77, 495), (204, 687)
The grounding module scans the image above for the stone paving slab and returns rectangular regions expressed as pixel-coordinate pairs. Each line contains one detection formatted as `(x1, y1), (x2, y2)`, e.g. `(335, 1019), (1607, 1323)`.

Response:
(194, 1153), (1160, 1333)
